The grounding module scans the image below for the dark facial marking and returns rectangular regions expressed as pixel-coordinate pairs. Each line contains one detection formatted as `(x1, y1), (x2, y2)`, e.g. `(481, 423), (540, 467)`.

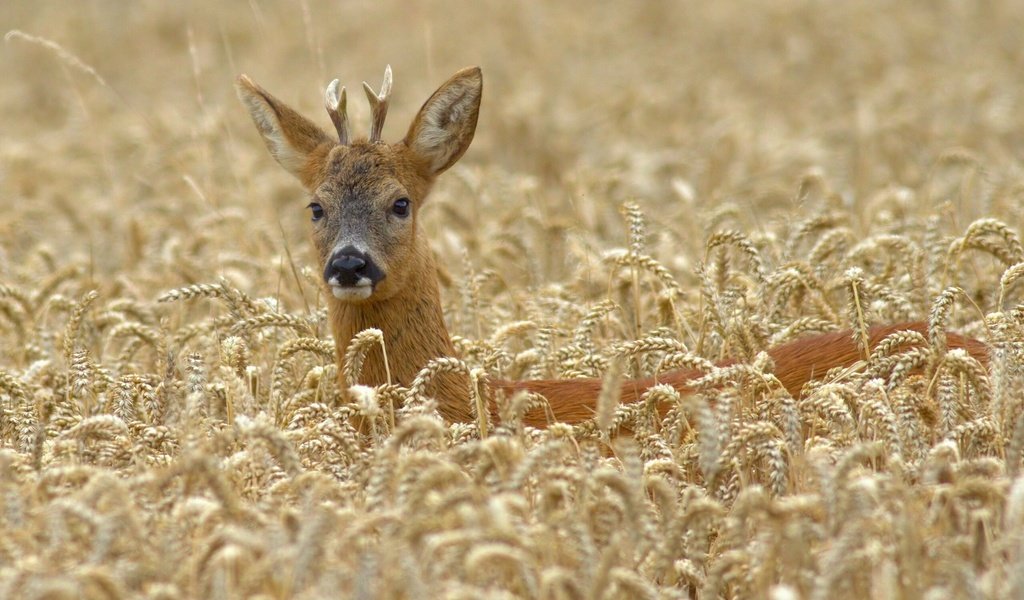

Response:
(324, 245), (385, 286)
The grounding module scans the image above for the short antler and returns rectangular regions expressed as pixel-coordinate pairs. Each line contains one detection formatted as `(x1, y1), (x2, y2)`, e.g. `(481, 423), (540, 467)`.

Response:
(324, 79), (349, 145)
(362, 64), (392, 143)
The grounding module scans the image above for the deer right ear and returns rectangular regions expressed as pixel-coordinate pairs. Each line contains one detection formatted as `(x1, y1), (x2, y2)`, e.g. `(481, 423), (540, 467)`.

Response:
(404, 67), (482, 176)
(235, 75), (333, 186)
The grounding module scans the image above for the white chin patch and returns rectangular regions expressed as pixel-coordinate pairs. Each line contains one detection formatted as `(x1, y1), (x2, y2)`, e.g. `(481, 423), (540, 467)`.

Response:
(331, 286), (373, 301)
(329, 278), (374, 301)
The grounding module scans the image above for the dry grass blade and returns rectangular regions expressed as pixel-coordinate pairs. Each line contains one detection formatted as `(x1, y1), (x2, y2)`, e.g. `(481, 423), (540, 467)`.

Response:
(5, 30), (109, 87)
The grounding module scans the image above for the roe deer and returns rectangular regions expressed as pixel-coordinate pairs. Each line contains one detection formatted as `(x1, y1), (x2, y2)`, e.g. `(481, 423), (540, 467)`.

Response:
(236, 66), (989, 428)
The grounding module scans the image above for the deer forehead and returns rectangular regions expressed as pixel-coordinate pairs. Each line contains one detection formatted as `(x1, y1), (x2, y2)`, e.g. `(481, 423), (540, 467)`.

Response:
(316, 143), (421, 199)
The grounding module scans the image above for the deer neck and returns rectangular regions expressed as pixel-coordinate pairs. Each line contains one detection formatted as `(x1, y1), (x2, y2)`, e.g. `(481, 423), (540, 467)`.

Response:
(329, 242), (473, 422)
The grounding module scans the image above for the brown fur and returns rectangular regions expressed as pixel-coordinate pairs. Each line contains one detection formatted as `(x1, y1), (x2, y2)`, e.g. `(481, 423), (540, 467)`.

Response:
(492, 321), (990, 427)
(330, 239), (474, 423)
(237, 68), (483, 424)
(238, 68), (991, 430)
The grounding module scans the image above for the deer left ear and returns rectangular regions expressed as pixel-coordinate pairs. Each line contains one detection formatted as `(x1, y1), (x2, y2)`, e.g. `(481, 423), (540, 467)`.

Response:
(404, 67), (482, 176)
(236, 75), (334, 187)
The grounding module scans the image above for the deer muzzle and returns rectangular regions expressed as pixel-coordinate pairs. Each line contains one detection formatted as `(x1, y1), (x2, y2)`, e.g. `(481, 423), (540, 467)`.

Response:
(324, 245), (385, 301)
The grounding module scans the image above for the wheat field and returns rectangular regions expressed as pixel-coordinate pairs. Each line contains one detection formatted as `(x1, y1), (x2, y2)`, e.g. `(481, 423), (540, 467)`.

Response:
(2, 1), (1024, 598)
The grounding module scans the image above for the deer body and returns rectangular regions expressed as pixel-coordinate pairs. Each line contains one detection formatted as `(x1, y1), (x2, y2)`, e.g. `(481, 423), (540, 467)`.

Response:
(237, 66), (989, 429)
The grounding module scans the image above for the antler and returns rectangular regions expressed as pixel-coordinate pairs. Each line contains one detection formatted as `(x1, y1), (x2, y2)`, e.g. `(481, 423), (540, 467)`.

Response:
(362, 64), (392, 143)
(324, 79), (349, 145)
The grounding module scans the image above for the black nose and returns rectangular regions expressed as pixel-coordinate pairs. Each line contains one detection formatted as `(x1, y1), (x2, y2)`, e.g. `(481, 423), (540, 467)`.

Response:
(331, 255), (366, 274)
(324, 246), (385, 286)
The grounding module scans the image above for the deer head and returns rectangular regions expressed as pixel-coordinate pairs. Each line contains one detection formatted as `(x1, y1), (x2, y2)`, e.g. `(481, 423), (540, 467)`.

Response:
(235, 66), (483, 305)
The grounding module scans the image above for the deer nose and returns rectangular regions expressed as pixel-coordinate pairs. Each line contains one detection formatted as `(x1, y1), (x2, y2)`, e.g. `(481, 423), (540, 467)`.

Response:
(324, 246), (385, 287)
(331, 255), (366, 274)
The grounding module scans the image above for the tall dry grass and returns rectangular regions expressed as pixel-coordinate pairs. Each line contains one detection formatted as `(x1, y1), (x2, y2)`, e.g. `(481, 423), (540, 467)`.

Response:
(2, 1), (1024, 598)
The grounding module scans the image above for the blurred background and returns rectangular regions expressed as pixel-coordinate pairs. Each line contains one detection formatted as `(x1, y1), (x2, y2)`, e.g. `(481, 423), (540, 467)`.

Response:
(2, 0), (1024, 311)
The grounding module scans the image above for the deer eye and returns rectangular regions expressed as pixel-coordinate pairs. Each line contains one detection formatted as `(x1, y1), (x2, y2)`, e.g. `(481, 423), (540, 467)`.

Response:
(307, 202), (325, 221)
(391, 198), (411, 218)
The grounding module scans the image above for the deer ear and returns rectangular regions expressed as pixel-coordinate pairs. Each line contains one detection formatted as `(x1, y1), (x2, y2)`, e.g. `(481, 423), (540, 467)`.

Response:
(236, 75), (333, 186)
(404, 67), (482, 176)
